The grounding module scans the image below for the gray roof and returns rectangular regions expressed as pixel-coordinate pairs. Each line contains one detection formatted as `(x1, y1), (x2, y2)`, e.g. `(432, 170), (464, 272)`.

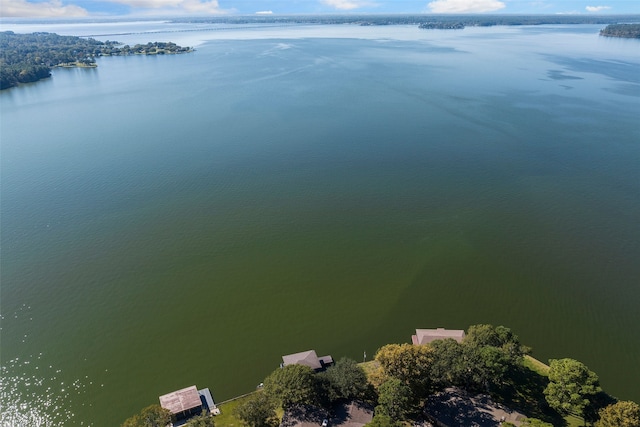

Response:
(159, 385), (202, 415)
(282, 350), (323, 370)
(412, 328), (466, 345)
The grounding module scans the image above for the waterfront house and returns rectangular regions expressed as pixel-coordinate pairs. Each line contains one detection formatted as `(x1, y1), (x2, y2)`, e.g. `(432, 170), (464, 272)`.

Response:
(159, 385), (219, 423)
(411, 328), (465, 345)
(282, 350), (333, 371)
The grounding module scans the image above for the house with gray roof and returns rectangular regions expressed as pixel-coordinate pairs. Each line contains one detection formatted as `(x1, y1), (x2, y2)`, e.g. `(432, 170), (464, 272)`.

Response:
(412, 328), (465, 346)
(282, 350), (333, 371)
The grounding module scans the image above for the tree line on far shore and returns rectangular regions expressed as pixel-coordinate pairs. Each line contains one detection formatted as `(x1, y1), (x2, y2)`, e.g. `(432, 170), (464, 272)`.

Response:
(122, 324), (640, 427)
(600, 24), (640, 38)
(0, 31), (191, 90)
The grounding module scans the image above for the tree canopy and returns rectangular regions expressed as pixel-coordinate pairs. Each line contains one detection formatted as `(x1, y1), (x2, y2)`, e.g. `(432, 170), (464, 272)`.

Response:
(375, 343), (433, 397)
(427, 338), (466, 389)
(322, 357), (369, 402)
(234, 392), (278, 427)
(365, 413), (405, 427)
(595, 401), (640, 427)
(263, 364), (318, 408)
(121, 404), (172, 427)
(0, 31), (191, 90)
(600, 24), (640, 39)
(464, 324), (529, 363)
(375, 378), (413, 421)
(544, 358), (601, 417)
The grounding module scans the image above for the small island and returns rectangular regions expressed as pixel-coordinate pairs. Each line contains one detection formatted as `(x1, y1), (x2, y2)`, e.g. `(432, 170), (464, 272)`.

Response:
(600, 23), (640, 38)
(0, 32), (193, 90)
(419, 22), (465, 30)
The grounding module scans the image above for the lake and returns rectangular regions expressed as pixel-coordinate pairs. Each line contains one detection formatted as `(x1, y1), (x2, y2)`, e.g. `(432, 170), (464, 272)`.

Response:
(1, 21), (639, 426)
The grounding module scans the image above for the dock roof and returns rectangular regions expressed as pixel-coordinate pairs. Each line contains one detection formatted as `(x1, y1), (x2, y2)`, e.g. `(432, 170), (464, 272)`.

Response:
(159, 385), (202, 415)
(412, 328), (466, 345)
(283, 350), (323, 370)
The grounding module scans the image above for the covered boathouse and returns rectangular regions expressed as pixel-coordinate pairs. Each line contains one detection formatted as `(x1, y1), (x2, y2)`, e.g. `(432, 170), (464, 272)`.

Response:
(159, 385), (218, 424)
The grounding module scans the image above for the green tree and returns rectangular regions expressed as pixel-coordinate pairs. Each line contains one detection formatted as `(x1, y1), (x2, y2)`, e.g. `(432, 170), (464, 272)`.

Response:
(121, 404), (172, 427)
(595, 401), (640, 427)
(234, 392), (278, 427)
(464, 324), (529, 363)
(322, 357), (369, 402)
(428, 338), (466, 389)
(375, 343), (433, 397)
(263, 364), (318, 408)
(189, 411), (216, 427)
(376, 378), (412, 421)
(365, 413), (404, 427)
(462, 344), (511, 391)
(544, 358), (601, 418)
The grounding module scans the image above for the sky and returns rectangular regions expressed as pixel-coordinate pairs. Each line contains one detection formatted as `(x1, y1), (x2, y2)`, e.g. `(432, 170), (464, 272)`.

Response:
(0, 0), (639, 18)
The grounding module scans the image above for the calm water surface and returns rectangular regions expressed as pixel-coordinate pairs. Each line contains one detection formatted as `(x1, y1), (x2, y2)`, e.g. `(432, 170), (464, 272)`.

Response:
(1, 22), (639, 426)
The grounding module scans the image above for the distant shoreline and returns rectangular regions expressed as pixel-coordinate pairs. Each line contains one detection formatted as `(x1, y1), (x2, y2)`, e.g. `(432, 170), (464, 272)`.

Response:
(599, 23), (640, 38)
(0, 32), (192, 90)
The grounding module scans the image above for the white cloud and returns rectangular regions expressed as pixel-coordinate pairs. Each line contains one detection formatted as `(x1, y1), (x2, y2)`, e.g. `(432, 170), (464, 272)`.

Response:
(320, 0), (375, 10)
(255, 10), (273, 14)
(0, 0), (88, 17)
(586, 5), (611, 12)
(104, 0), (225, 14)
(427, 0), (506, 13)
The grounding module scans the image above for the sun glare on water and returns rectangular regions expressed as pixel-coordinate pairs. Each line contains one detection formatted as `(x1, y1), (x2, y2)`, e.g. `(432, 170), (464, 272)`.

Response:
(1, 307), (95, 427)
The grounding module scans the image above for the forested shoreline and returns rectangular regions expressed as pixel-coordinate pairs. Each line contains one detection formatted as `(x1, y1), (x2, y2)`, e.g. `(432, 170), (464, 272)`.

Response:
(123, 324), (640, 427)
(172, 14), (639, 26)
(0, 32), (192, 90)
(600, 23), (640, 38)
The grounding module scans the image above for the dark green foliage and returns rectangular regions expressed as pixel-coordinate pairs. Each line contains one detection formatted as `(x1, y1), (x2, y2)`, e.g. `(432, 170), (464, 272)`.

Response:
(0, 31), (101, 89)
(459, 324), (531, 392)
(121, 404), (172, 427)
(322, 357), (369, 402)
(428, 338), (466, 389)
(600, 24), (640, 38)
(234, 392), (278, 427)
(375, 378), (413, 421)
(463, 344), (511, 391)
(596, 401), (640, 427)
(488, 363), (565, 426)
(464, 324), (530, 363)
(544, 358), (601, 417)
(189, 411), (216, 427)
(263, 364), (318, 408)
(365, 414), (404, 427)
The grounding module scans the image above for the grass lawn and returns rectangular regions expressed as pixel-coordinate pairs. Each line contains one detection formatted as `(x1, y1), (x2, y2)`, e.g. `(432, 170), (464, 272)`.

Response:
(523, 355), (550, 376)
(215, 393), (255, 427)
(214, 391), (284, 427)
